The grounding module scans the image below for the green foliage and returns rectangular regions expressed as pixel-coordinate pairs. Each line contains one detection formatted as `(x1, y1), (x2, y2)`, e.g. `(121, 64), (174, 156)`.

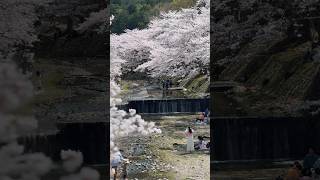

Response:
(110, 0), (197, 34)
(183, 74), (209, 97)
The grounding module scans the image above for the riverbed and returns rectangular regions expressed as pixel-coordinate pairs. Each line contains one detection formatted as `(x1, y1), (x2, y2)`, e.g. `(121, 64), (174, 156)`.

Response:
(117, 114), (210, 180)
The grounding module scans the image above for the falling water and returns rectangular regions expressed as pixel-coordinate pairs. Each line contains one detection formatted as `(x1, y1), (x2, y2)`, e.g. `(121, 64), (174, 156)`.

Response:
(126, 98), (210, 114)
(18, 122), (108, 164)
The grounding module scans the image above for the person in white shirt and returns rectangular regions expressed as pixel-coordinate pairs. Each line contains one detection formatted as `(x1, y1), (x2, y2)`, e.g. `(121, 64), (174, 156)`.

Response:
(185, 127), (195, 152)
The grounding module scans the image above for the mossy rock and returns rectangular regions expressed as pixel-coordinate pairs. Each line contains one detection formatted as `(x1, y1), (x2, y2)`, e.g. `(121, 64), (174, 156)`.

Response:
(32, 60), (67, 104)
(183, 74), (209, 96)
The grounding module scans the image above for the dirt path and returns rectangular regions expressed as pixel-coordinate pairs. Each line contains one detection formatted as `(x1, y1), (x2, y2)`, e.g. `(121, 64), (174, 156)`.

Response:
(118, 115), (210, 180)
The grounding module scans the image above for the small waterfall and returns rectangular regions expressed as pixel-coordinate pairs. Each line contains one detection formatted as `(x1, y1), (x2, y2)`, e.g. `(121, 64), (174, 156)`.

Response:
(172, 100), (177, 112)
(164, 99), (168, 113)
(213, 116), (320, 161)
(18, 133), (60, 160)
(127, 98), (210, 114)
(18, 122), (108, 164)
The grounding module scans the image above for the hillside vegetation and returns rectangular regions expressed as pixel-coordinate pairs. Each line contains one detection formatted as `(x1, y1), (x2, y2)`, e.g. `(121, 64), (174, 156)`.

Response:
(212, 0), (320, 116)
(111, 0), (197, 34)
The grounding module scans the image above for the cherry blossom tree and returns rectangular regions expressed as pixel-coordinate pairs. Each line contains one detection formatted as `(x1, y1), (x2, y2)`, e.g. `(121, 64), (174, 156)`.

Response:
(110, 12), (161, 166)
(211, 0), (320, 80)
(111, 0), (210, 80)
(110, 40), (161, 159)
(0, 0), (42, 60)
(0, 0), (52, 178)
(109, 1), (210, 161)
(76, 8), (108, 34)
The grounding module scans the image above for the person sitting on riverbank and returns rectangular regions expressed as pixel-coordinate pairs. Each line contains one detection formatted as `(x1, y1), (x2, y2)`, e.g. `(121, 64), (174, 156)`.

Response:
(204, 111), (210, 124)
(284, 161), (302, 180)
(194, 136), (204, 150)
(200, 140), (208, 150)
(303, 148), (319, 171)
(196, 112), (205, 122)
(204, 108), (209, 117)
(195, 136), (210, 150)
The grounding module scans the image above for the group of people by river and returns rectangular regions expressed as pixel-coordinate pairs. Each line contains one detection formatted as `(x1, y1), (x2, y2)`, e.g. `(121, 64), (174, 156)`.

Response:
(195, 108), (210, 125)
(162, 79), (173, 90)
(111, 109), (210, 179)
(185, 109), (211, 153)
(184, 126), (210, 153)
(278, 148), (320, 180)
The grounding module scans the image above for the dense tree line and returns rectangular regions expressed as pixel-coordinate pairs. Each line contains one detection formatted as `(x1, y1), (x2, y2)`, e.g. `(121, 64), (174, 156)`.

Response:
(111, 0), (197, 34)
(211, 0), (320, 116)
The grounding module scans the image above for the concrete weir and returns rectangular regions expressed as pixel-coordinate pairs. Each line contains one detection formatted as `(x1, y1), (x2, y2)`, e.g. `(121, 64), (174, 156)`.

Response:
(18, 122), (108, 165)
(212, 116), (320, 161)
(121, 98), (210, 114)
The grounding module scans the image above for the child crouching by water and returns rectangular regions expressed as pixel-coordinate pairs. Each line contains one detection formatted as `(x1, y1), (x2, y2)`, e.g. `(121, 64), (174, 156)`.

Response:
(111, 149), (130, 180)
